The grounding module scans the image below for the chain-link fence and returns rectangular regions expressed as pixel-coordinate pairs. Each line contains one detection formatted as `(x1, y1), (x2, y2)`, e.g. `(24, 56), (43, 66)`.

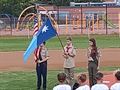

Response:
(54, 6), (120, 35)
(0, 6), (120, 36)
(0, 14), (17, 35)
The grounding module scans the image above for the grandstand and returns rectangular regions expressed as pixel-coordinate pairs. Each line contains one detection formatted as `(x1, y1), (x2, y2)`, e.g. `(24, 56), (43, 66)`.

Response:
(70, 0), (120, 7)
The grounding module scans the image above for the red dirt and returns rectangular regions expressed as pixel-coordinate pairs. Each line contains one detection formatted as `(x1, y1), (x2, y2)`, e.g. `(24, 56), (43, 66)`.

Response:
(0, 48), (120, 71)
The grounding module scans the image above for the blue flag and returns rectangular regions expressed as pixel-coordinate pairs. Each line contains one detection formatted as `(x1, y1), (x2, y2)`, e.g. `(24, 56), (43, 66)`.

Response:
(23, 36), (37, 62)
(23, 18), (57, 63)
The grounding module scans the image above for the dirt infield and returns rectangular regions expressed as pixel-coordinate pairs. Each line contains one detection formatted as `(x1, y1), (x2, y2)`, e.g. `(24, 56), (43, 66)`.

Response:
(0, 48), (119, 87)
(0, 48), (120, 71)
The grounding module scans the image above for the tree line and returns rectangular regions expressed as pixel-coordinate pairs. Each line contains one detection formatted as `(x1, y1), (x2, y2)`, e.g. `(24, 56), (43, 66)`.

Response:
(0, 0), (103, 17)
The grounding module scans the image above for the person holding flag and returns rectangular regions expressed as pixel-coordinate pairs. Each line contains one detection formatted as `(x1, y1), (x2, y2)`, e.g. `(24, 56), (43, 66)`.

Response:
(23, 17), (57, 62)
(23, 17), (57, 90)
(63, 37), (76, 87)
(34, 42), (49, 90)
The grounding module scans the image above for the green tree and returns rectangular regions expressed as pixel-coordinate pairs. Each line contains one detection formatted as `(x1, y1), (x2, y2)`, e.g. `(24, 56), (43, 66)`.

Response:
(0, 0), (36, 17)
(0, 0), (104, 16)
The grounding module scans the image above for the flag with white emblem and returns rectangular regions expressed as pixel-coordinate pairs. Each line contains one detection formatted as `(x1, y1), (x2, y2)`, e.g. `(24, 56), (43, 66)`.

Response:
(23, 18), (57, 63)
(36, 18), (57, 47)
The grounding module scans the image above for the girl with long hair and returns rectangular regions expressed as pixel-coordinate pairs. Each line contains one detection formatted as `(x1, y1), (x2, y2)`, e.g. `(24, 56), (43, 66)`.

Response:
(87, 38), (100, 87)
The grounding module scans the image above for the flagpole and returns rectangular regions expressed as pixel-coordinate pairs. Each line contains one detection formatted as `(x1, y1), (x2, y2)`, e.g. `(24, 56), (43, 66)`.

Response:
(47, 14), (65, 52)
(56, 33), (65, 52)
(86, 16), (90, 39)
(118, 13), (120, 38)
(51, 20), (65, 52)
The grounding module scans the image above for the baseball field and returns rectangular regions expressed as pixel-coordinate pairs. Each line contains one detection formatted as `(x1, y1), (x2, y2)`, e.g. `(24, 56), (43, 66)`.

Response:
(0, 35), (120, 90)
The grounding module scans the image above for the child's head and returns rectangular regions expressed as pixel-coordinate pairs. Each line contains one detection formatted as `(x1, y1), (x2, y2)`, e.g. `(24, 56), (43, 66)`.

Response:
(57, 72), (66, 83)
(40, 42), (46, 47)
(95, 72), (103, 81)
(78, 74), (87, 83)
(89, 38), (96, 47)
(115, 71), (120, 81)
(66, 37), (72, 45)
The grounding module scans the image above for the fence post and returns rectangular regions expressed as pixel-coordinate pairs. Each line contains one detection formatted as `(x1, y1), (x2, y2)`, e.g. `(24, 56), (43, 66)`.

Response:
(92, 14), (94, 33)
(118, 13), (120, 38)
(72, 16), (75, 30)
(77, 16), (79, 29)
(105, 5), (108, 35)
(10, 18), (12, 36)
(81, 6), (83, 34)
(66, 14), (68, 34)
(97, 14), (99, 30)
(57, 6), (59, 24)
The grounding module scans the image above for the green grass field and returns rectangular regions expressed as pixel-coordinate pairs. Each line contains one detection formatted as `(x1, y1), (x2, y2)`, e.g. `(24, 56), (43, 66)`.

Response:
(0, 67), (120, 90)
(0, 35), (120, 51)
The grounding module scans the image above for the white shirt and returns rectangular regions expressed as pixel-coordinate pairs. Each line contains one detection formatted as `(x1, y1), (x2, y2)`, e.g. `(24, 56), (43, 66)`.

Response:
(53, 84), (71, 90)
(76, 85), (90, 90)
(110, 83), (120, 90)
(91, 84), (109, 90)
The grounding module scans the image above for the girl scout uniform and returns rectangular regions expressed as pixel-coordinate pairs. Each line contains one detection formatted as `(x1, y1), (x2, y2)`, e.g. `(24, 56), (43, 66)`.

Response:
(87, 47), (100, 87)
